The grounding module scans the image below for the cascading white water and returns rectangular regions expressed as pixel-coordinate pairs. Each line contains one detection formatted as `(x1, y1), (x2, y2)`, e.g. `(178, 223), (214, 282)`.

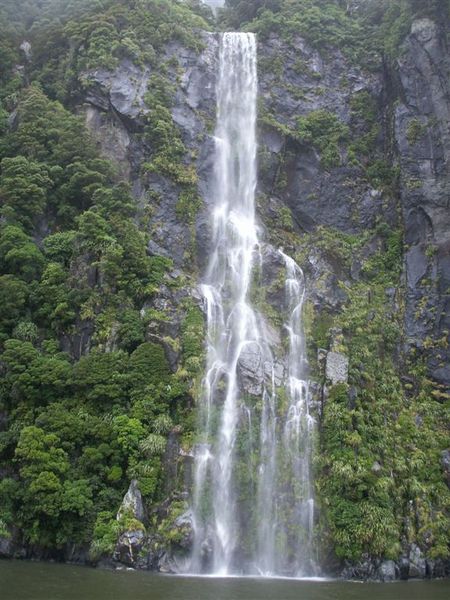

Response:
(190, 32), (316, 577)
(279, 251), (316, 575)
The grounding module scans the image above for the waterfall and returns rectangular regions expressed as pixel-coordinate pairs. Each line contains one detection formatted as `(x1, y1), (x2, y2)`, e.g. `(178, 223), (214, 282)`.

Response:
(190, 32), (316, 578)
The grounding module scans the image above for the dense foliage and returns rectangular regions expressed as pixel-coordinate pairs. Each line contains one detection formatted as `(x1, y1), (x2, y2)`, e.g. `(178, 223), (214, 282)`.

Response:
(223, 0), (449, 64)
(300, 227), (450, 563)
(0, 0), (207, 557)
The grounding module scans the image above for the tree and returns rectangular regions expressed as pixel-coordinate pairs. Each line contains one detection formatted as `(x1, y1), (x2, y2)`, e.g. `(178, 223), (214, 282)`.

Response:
(0, 225), (45, 281)
(225, 0), (282, 25)
(1, 85), (96, 166)
(71, 351), (129, 407)
(1, 339), (72, 406)
(35, 262), (76, 334)
(0, 275), (28, 340)
(0, 156), (52, 230)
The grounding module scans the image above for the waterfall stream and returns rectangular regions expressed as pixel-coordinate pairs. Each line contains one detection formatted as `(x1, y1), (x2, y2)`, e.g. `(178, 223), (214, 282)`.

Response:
(190, 32), (316, 578)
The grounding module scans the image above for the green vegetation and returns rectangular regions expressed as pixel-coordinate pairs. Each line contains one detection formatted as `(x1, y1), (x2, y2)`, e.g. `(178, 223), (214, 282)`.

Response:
(296, 110), (349, 169)
(300, 225), (450, 563)
(223, 1), (368, 63)
(407, 118), (427, 145)
(222, 0), (449, 65)
(0, 0), (211, 103)
(0, 0), (206, 557)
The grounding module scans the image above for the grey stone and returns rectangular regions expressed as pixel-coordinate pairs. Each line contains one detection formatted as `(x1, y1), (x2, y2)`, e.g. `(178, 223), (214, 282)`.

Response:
(326, 351), (349, 385)
(341, 557), (377, 581)
(399, 556), (410, 580)
(317, 348), (328, 367)
(408, 544), (427, 578)
(86, 60), (151, 119)
(172, 510), (194, 550)
(377, 560), (398, 582)
(395, 17), (450, 389)
(0, 535), (13, 558)
(406, 246), (428, 288)
(117, 480), (146, 524)
(85, 106), (131, 179)
(114, 529), (146, 568)
(237, 342), (264, 395)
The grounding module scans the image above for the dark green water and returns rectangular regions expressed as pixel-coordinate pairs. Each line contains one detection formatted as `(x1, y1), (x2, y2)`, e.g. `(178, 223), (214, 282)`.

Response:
(1, 561), (449, 600)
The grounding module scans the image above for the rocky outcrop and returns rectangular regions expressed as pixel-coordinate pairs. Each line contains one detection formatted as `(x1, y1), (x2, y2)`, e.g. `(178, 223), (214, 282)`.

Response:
(395, 18), (450, 391)
(258, 34), (396, 237)
(325, 351), (349, 385)
(237, 342), (265, 396)
(340, 548), (450, 582)
(82, 33), (219, 270)
(114, 529), (146, 568)
(117, 480), (146, 524)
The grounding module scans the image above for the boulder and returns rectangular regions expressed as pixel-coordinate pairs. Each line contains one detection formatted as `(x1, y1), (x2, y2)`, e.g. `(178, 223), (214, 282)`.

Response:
(0, 535), (13, 558)
(377, 560), (398, 582)
(172, 510), (194, 550)
(408, 544), (427, 578)
(117, 480), (146, 524)
(326, 351), (349, 385)
(114, 529), (146, 568)
(406, 246), (428, 289)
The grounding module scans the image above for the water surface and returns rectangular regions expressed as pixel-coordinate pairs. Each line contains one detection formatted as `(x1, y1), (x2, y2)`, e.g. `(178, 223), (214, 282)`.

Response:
(1, 561), (449, 600)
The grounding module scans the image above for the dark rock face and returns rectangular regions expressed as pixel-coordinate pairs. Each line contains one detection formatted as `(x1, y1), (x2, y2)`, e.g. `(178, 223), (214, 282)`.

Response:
(0, 526), (26, 560)
(395, 18), (450, 391)
(83, 33), (219, 270)
(258, 34), (395, 236)
(408, 544), (427, 579)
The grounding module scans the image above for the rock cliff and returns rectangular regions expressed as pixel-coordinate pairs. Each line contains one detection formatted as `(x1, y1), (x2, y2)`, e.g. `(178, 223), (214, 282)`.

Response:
(75, 16), (449, 580)
(0, 0), (448, 582)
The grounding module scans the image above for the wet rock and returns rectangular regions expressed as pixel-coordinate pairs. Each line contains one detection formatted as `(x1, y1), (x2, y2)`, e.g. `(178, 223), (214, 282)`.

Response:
(408, 544), (426, 578)
(341, 557), (376, 580)
(173, 510), (194, 551)
(0, 526), (26, 560)
(114, 529), (146, 568)
(395, 18), (450, 389)
(399, 556), (410, 580)
(157, 550), (191, 574)
(117, 480), (146, 524)
(325, 351), (349, 385)
(85, 106), (131, 179)
(85, 60), (151, 119)
(0, 535), (13, 558)
(96, 557), (117, 570)
(237, 342), (264, 395)
(426, 558), (450, 578)
(377, 560), (398, 582)
(406, 246), (428, 288)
